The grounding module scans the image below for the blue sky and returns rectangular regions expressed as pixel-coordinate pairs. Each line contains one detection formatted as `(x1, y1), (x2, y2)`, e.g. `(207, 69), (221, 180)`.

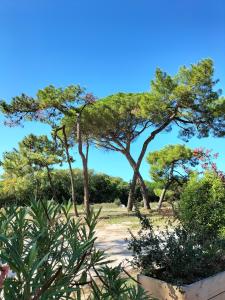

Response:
(0, 0), (225, 181)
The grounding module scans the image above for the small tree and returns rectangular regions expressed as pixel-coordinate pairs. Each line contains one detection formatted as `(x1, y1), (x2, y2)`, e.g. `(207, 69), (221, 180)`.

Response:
(1, 134), (64, 202)
(0, 85), (94, 215)
(147, 145), (199, 210)
(0, 150), (34, 205)
(19, 134), (65, 200)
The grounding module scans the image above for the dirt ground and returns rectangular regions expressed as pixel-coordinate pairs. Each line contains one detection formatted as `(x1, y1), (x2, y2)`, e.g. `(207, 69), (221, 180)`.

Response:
(95, 221), (137, 269)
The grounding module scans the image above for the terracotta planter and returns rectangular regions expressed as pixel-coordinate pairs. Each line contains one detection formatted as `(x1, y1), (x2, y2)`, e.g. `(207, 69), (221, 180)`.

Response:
(138, 271), (225, 300)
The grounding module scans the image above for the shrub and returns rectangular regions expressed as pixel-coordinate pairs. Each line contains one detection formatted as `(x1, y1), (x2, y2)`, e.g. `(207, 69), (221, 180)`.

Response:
(128, 211), (225, 285)
(114, 198), (121, 206)
(179, 173), (225, 238)
(140, 200), (144, 207)
(0, 169), (130, 206)
(0, 200), (149, 299)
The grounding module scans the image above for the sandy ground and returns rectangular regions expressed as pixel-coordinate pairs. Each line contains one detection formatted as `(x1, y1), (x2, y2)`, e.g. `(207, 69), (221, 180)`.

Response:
(95, 222), (137, 269)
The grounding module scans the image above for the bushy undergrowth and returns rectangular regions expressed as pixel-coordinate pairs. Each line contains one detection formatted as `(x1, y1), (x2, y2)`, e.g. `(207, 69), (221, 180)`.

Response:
(128, 173), (225, 285)
(0, 169), (158, 207)
(0, 200), (149, 299)
(179, 173), (225, 238)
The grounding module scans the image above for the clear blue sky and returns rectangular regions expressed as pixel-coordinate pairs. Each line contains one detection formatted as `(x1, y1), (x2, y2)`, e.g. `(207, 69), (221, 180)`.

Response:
(0, 0), (225, 181)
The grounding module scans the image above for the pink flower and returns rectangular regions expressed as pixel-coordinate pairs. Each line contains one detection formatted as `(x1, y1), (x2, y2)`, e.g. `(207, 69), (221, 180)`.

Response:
(201, 163), (209, 169)
(211, 163), (217, 171)
(205, 149), (212, 155)
(85, 93), (96, 104)
(213, 153), (219, 159)
(0, 265), (10, 288)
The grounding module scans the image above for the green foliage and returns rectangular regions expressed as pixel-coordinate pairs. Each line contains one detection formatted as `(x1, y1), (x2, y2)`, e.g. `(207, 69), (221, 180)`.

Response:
(0, 169), (131, 206)
(19, 134), (65, 170)
(128, 212), (225, 285)
(0, 85), (84, 127)
(0, 201), (103, 298)
(80, 92), (149, 148)
(113, 198), (121, 207)
(179, 173), (225, 238)
(147, 145), (195, 184)
(1, 149), (31, 178)
(0, 201), (149, 299)
(129, 172), (225, 285)
(141, 59), (225, 140)
(0, 134), (65, 202)
(0, 168), (159, 207)
(1, 134), (64, 177)
(146, 144), (198, 206)
(90, 265), (150, 300)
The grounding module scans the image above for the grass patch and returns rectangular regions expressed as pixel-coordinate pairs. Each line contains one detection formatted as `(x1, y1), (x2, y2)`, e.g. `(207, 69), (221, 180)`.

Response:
(76, 202), (177, 230)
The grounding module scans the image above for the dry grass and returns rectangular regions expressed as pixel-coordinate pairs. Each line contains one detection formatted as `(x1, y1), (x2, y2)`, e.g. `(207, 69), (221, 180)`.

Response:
(76, 201), (177, 230)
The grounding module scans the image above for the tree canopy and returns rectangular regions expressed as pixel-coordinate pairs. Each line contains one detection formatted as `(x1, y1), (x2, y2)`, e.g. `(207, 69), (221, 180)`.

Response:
(70, 59), (225, 210)
(147, 145), (196, 184)
(1, 59), (225, 211)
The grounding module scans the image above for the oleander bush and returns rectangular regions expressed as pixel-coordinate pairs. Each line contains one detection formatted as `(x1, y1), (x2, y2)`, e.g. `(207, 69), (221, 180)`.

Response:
(0, 200), (149, 299)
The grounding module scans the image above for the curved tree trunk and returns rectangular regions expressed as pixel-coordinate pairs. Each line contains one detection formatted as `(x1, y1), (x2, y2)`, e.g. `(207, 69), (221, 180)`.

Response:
(157, 187), (167, 210)
(77, 114), (90, 216)
(124, 115), (177, 211)
(125, 152), (150, 210)
(127, 172), (138, 212)
(61, 126), (79, 217)
(127, 171), (150, 211)
(78, 142), (90, 216)
(157, 180), (172, 210)
(46, 165), (57, 201)
(137, 172), (150, 210)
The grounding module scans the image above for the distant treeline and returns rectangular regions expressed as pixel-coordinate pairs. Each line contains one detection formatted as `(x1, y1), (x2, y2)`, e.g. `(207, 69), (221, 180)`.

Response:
(0, 169), (158, 206)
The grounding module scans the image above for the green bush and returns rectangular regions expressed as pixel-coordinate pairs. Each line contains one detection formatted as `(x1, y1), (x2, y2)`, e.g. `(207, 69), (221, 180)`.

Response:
(0, 169), (130, 206)
(179, 173), (225, 238)
(0, 200), (149, 299)
(129, 175), (225, 286)
(128, 211), (225, 285)
(114, 198), (121, 206)
(0, 170), (160, 208)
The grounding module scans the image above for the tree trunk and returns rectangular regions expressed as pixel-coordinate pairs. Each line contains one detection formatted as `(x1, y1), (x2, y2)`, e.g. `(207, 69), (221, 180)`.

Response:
(157, 187), (167, 210)
(46, 166), (57, 201)
(77, 114), (90, 216)
(123, 114), (177, 211)
(158, 164), (175, 210)
(124, 152), (150, 210)
(157, 181), (172, 210)
(127, 172), (138, 212)
(81, 154), (89, 215)
(62, 126), (79, 217)
(137, 172), (150, 209)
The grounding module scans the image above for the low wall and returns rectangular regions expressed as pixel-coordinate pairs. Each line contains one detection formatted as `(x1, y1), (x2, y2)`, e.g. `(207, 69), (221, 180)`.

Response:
(138, 271), (225, 300)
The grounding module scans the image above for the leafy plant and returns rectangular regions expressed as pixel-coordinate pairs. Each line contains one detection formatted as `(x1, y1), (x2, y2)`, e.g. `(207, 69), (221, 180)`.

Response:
(179, 172), (225, 238)
(0, 200), (149, 299)
(128, 209), (225, 285)
(113, 198), (121, 207)
(147, 145), (199, 209)
(90, 265), (149, 300)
